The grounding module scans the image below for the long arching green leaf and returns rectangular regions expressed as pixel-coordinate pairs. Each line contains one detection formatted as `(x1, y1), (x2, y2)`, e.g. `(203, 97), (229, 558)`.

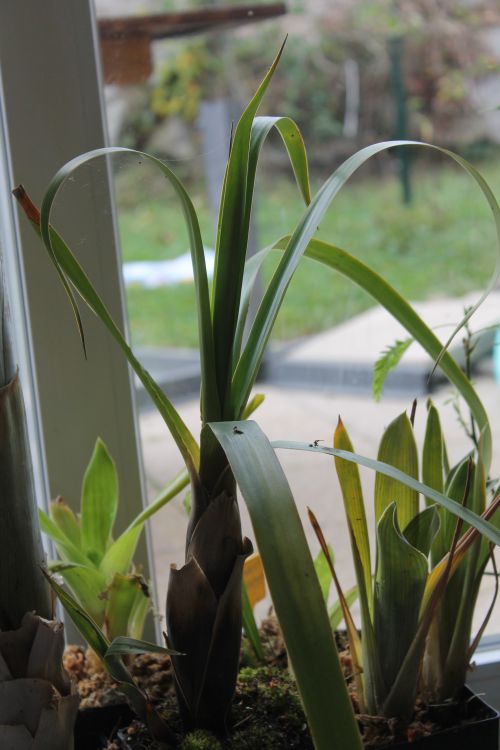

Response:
(236, 235), (493, 471)
(16, 180), (200, 480)
(231, 142), (500, 457)
(297, 238), (493, 470)
(209, 420), (363, 750)
(272, 441), (500, 546)
(38, 147), (218, 423)
(127, 468), (190, 530)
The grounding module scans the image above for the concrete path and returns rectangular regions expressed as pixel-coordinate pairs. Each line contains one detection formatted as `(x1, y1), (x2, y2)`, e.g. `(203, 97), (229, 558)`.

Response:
(266, 290), (500, 395)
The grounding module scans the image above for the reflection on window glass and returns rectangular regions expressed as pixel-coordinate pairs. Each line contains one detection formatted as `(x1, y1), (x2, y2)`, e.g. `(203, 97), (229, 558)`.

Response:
(96, 0), (500, 638)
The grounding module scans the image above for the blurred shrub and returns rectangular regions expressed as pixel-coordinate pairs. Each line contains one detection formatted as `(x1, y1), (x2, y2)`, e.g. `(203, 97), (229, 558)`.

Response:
(118, 0), (499, 166)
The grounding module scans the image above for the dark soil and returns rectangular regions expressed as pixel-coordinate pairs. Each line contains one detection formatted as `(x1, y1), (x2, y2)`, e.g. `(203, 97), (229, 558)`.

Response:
(67, 620), (493, 749)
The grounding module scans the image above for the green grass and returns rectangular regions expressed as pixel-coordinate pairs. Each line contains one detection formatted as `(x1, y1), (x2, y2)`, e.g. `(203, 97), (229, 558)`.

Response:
(116, 155), (499, 348)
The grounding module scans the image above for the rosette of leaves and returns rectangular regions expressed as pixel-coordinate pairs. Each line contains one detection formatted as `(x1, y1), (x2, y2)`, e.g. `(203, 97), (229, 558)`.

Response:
(39, 438), (152, 642)
(270, 403), (499, 725)
(15, 40), (500, 750)
(0, 613), (79, 750)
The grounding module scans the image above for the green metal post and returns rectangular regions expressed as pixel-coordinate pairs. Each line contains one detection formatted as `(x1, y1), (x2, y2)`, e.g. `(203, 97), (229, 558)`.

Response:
(389, 35), (412, 205)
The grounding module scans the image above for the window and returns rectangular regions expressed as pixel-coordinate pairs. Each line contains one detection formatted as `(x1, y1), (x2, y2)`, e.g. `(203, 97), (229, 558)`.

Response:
(1, 0), (499, 702)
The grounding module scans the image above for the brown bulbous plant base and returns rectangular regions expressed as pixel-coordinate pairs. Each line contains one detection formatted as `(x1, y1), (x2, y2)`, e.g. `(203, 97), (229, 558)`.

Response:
(69, 623), (499, 750)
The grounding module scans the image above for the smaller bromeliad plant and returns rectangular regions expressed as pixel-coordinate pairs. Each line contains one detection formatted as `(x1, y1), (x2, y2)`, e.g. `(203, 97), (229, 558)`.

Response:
(303, 400), (500, 729)
(40, 438), (154, 642)
(39, 439), (151, 642)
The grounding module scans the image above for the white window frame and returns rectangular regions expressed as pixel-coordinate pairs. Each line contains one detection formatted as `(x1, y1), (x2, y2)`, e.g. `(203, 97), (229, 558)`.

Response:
(0, 0), (156, 641)
(0, 0), (498, 704)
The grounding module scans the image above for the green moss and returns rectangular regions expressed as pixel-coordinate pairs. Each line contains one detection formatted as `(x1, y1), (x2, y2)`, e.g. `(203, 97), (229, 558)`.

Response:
(229, 667), (312, 749)
(144, 667), (311, 749)
(179, 730), (222, 750)
(238, 638), (261, 670)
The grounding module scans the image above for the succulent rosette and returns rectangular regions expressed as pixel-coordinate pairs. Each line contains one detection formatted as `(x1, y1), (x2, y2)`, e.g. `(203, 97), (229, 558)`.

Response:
(0, 613), (79, 750)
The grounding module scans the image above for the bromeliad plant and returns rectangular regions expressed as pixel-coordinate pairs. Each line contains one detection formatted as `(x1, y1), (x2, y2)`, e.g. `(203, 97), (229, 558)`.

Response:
(39, 438), (152, 642)
(13, 43), (500, 749)
(311, 402), (499, 723)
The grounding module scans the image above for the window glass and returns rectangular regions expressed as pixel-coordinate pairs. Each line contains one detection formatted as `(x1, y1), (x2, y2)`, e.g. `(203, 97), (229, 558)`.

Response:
(94, 0), (500, 638)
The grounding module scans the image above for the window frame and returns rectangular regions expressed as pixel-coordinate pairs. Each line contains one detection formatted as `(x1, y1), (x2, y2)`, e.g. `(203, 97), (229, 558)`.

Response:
(0, 0), (157, 641)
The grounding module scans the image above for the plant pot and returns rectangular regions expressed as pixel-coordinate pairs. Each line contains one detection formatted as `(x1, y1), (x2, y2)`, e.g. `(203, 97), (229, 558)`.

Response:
(378, 687), (499, 750)
(74, 703), (135, 750)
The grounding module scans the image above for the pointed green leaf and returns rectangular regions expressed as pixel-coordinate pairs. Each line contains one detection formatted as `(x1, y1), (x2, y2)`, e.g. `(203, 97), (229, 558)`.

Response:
(128, 468), (189, 530)
(100, 524), (143, 580)
(374, 504), (428, 711)
(441, 450), (488, 697)
(49, 562), (107, 625)
(106, 636), (180, 657)
(103, 573), (149, 642)
(39, 509), (94, 567)
(81, 438), (118, 564)
(350, 530), (386, 715)
(42, 569), (110, 657)
(241, 393), (265, 420)
(403, 506), (440, 558)
(233, 247), (270, 372)
(422, 402), (445, 500)
(375, 411), (419, 529)
(334, 418), (372, 612)
(209, 420), (363, 750)
(128, 584), (152, 641)
(212, 41), (289, 409)
(49, 498), (81, 549)
(231, 116), (311, 370)
(437, 457), (472, 564)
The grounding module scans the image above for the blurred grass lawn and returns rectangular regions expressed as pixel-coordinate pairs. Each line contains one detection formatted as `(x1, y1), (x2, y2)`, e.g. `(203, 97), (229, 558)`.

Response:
(117, 155), (499, 349)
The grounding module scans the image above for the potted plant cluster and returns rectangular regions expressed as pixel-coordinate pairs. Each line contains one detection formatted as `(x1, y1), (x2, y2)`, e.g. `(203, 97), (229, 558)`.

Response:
(13, 43), (500, 749)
